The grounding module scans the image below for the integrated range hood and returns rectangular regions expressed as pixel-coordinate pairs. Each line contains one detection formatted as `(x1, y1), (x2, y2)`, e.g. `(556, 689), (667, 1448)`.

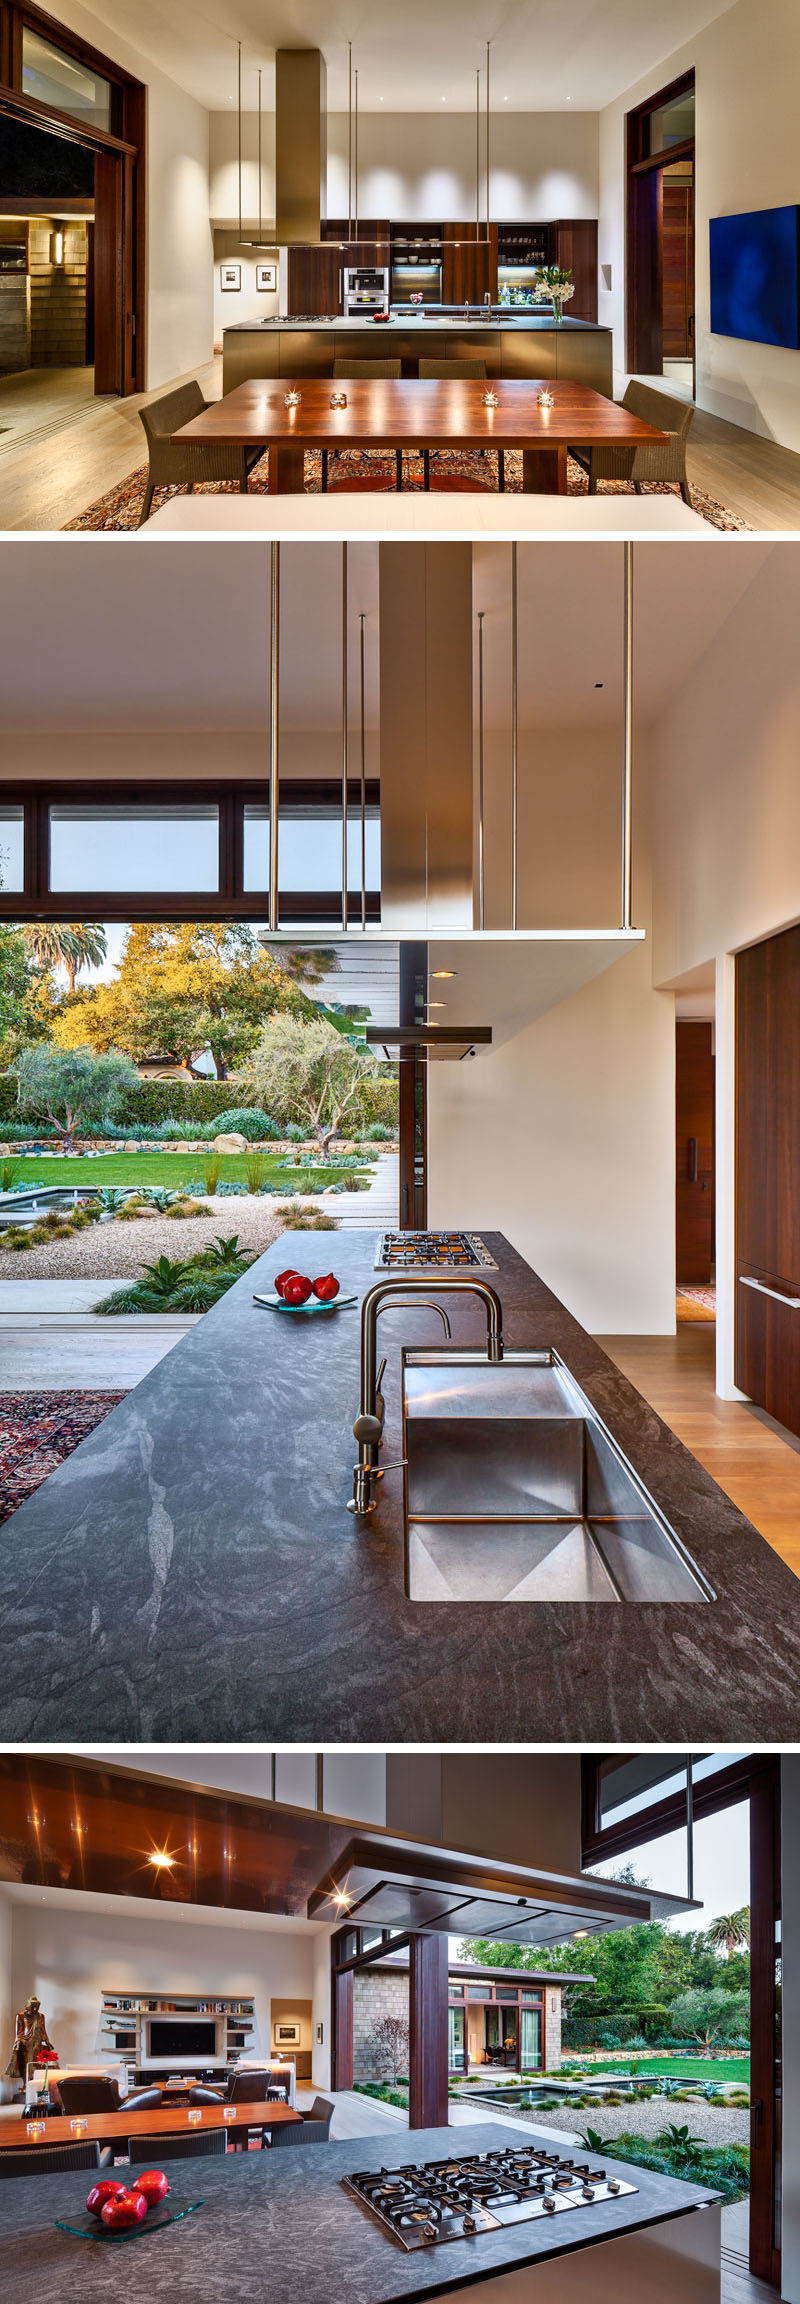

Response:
(308, 1834), (699, 1944)
(275, 48), (327, 245)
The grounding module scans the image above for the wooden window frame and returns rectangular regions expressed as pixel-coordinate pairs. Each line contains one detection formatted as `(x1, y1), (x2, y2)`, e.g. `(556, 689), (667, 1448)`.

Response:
(0, 778), (381, 925)
(625, 68), (695, 375)
(581, 1751), (755, 1869)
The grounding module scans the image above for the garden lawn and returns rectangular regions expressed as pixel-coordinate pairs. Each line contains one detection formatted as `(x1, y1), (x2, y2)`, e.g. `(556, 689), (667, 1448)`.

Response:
(3, 1152), (373, 1192)
(563, 2055), (750, 2085)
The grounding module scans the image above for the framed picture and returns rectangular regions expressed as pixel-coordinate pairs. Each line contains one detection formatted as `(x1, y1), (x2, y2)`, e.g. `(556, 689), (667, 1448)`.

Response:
(273, 2019), (301, 2046)
(220, 263), (241, 292)
(256, 262), (278, 293)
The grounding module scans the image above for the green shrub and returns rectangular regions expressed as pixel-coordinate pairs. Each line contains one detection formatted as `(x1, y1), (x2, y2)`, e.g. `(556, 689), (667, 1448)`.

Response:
(203, 1155), (223, 1196)
(0, 1158), (22, 1192)
(362, 1121), (395, 1141)
(202, 1107), (279, 1142)
(281, 1209), (337, 1230)
(3, 1227), (33, 1248)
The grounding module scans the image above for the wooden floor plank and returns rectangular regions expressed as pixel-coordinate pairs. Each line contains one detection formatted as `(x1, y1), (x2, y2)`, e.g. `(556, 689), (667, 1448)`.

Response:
(597, 1324), (800, 1579)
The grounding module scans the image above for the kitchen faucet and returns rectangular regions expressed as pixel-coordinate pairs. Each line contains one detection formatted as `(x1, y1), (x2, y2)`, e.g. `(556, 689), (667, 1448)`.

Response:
(348, 1276), (504, 1516)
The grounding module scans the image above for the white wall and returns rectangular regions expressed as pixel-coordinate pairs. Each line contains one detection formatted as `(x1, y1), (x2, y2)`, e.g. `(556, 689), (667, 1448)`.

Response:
(9, 1897), (317, 2070)
(598, 0), (800, 452)
(50, 1), (212, 388)
(209, 108), (598, 234)
(311, 1929), (332, 2094)
(783, 1756), (800, 2304)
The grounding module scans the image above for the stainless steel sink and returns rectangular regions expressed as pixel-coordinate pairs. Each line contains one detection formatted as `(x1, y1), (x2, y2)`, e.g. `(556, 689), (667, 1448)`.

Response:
(401, 1348), (712, 1605)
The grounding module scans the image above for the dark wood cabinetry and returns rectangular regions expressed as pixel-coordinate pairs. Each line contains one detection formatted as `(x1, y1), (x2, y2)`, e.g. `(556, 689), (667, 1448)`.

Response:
(553, 219), (598, 322)
(441, 223), (497, 305)
(736, 925), (800, 1435)
(288, 235), (389, 315)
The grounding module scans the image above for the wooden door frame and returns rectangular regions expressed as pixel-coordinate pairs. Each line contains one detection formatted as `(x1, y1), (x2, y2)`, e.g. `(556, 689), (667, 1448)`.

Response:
(625, 68), (695, 380)
(398, 940), (428, 1230)
(0, 0), (145, 391)
(750, 1757), (781, 2288)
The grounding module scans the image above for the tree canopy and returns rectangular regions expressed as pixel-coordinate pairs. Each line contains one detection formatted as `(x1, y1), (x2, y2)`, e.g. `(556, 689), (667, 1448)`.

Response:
(0, 926), (55, 1066)
(459, 1876), (751, 2018)
(244, 1009), (379, 1151)
(13, 1044), (141, 1144)
(51, 923), (314, 1080)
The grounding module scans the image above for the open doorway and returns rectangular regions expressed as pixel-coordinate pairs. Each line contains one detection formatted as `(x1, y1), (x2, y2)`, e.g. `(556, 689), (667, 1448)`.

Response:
(0, 7), (144, 438)
(676, 1018), (715, 1324)
(626, 73), (695, 398)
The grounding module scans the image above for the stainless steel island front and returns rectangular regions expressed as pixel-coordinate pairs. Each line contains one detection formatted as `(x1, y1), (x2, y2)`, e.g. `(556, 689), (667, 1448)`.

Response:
(222, 314), (613, 398)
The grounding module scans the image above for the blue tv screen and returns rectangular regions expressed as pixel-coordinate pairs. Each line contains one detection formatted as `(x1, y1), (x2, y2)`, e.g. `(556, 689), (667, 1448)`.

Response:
(709, 205), (800, 349)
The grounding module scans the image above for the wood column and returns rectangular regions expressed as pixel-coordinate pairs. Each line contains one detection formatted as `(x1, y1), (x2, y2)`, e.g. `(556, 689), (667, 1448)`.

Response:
(332, 1967), (353, 2093)
(749, 1759), (781, 2288)
(409, 1933), (449, 2131)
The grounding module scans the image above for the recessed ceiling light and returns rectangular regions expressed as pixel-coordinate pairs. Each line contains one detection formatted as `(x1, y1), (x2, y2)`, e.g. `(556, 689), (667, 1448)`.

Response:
(595, 681), (604, 689)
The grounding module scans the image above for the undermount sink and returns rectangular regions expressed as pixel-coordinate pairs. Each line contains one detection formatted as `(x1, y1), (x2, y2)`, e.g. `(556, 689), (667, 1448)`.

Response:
(401, 1348), (713, 1605)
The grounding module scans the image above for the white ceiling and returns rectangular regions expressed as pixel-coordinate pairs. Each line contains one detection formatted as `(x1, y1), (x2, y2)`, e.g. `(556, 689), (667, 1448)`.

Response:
(0, 539), (772, 735)
(72, 0), (733, 112)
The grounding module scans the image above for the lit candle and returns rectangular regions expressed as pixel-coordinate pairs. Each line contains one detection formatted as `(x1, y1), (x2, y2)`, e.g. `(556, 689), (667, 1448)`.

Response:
(537, 389), (555, 409)
(284, 389), (301, 410)
(330, 391), (348, 409)
(69, 2117), (88, 2137)
(187, 2107), (203, 2125)
(482, 389), (499, 409)
(26, 2121), (47, 2141)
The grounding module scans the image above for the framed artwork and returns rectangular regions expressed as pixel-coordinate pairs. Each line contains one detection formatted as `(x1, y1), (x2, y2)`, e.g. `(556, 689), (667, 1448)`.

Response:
(220, 263), (242, 292)
(256, 262), (278, 292)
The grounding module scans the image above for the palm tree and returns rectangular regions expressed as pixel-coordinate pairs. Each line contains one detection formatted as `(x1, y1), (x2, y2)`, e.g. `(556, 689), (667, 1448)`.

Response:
(261, 943), (341, 990)
(706, 1907), (750, 1957)
(22, 922), (106, 994)
(62, 924), (107, 995)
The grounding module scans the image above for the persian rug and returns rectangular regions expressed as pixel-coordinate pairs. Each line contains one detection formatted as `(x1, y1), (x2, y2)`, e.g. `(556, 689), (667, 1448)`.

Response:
(676, 1285), (717, 1323)
(65, 448), (751, 533)
(0, 1391), (126, 1524)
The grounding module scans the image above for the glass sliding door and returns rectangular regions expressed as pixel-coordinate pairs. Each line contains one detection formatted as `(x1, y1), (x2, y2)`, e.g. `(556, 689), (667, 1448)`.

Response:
(448, 2007), (465, 2072)
(520, 2007), (542, 2071)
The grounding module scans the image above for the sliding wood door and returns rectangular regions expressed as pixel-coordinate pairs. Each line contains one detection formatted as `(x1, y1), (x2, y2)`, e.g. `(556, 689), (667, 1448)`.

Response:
(736, 926), (800, 1435)
(676, 1020), (714, 1285)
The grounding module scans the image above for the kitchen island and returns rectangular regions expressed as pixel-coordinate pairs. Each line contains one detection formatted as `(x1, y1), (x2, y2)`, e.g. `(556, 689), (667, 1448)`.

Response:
(222, 313), (613, 398)
(1, 1232), (799, 1743)
(0, 2123), (721, 2304)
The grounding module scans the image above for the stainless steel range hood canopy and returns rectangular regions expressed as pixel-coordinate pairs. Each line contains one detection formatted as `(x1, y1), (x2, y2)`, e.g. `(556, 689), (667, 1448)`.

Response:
(275, 48), (327, 245)
(308, 1834), (699, 1943)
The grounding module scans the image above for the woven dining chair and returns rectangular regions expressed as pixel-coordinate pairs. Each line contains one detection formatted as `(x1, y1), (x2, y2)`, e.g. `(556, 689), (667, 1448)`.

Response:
(574, 379), (694, 505)
(138, 381), (264, 526)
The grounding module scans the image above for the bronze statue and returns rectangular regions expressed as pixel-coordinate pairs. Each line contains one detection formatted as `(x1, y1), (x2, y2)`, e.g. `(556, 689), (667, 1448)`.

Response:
(4, 1996), (56, 2083)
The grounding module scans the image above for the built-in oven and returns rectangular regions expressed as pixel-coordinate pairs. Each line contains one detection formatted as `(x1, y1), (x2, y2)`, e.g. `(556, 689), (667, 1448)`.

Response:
(343, 266), (389, 316)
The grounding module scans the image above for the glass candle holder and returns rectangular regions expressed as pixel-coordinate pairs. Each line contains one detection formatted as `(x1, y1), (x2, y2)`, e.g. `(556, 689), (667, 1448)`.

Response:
(69, 2117), (89, 2137)
(284, 389), (301, 409)
(537, 388), (555, 409)
(26, 2121), (47, 2141)
(330, 390), (348, 409)
(187, 2107), (203, 2125)
(223, 2107), (237, 2124)
(482, 389), (499, 408)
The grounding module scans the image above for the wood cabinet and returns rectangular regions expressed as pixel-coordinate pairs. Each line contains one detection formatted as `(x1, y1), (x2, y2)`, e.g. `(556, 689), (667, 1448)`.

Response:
(288, 237), (390, 316)
(553, 220), (598, 321)
(441, 224), (498, 306)
(736, 925), (800, 1434)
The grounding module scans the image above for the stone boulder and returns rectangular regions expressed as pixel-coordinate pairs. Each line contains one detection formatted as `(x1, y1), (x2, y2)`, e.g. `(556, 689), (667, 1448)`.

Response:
(212, 1131), (247, 1153)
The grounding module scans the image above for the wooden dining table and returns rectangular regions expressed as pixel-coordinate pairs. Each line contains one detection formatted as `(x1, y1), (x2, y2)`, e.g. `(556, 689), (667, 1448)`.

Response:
(0, 2098), (301, 2152)
(173, 377), (669, 496)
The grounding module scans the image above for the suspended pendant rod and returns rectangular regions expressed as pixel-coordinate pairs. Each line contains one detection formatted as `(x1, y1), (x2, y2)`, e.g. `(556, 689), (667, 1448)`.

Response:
(360, 612), (367, 933)
(350, 44), (354, 239)
(478, 609), (486, 931)
(511, 541), (518, 930)
(269, 542), (280, 933)
(342, 544), (349, 934)
(354, 68), (359, 237)
(257, 68), (263, 246)
(621, 539), (634, 930)
(476, 68), (481, 235)
(486, 41), (491, 230)
(237, 41), (243, 242)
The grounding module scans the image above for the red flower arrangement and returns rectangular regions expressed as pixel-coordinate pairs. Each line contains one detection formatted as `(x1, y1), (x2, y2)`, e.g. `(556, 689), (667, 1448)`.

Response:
(35, 2048), (58, 2065)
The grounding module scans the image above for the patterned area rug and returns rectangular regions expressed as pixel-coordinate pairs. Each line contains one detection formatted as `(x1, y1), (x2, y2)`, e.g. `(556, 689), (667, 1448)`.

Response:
(0, 1391), (126, 1524)
(65, 449), (751, 532)
(676, 1285), (717, 1323)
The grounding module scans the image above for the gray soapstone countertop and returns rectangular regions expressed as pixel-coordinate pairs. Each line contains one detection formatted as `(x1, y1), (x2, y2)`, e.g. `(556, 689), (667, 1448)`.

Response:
(1, 1231), (799, 1742)
(224, 313), (609, 332)
(0, 2123), (720, 2304)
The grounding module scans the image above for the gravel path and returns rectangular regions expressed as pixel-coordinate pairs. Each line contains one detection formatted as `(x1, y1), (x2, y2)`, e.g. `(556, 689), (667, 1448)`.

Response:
(0, 1197), (303, 1282)
(473, 2095), (749, 2148)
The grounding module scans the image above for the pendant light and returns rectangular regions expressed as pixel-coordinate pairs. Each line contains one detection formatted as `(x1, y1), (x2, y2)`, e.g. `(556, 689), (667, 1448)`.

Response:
(268, 542), (280, 933)
(621, 540), (634, 930)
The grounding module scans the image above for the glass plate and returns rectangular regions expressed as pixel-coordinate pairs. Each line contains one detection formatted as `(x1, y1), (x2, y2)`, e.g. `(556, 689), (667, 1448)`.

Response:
(252, 1291), (357, 1315)
(54, 2195), (204, 2243)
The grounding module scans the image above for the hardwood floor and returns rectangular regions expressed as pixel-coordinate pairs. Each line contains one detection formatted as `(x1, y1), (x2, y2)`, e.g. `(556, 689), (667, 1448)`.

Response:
(0, 357), (799, 529)
(597, 1322), (800, 1579)
(0, 358), (221, 530)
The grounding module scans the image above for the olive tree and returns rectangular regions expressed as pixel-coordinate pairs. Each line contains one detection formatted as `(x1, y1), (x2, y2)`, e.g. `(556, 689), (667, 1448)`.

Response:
(244, 1011), (378, 1154)
(13, 1043), (141, 1147)
(367, 2013), (409, 2088)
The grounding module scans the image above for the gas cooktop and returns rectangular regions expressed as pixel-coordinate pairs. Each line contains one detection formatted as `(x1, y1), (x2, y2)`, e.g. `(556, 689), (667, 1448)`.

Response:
(344, 2146), (637, 2252)
(374, 1231), (498, 1272)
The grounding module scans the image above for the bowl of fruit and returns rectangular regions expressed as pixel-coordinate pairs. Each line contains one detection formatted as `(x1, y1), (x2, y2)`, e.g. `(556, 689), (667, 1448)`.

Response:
(253, 1269), (357, 1315)
(55, 2170), (204, 2243)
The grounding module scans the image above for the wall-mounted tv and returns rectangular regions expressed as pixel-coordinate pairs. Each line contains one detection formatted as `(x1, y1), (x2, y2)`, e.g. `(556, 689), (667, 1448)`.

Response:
(709, 204), (800, 349)
(147, 2018), (217, 2059)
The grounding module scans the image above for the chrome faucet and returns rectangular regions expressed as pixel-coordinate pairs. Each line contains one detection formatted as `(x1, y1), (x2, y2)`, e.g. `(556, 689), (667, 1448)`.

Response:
(348, 1276), (504, 1516)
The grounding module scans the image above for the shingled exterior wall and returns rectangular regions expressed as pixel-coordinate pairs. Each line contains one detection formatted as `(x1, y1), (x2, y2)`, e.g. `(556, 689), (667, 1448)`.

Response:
(353, 1970), (410, 2084)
